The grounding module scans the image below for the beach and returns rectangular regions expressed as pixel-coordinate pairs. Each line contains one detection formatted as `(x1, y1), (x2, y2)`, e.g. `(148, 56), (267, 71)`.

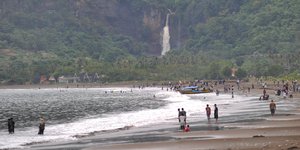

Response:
(83, 81), (300, 150)
(1, 80), (300, 150)
(91, 114), (300, 150)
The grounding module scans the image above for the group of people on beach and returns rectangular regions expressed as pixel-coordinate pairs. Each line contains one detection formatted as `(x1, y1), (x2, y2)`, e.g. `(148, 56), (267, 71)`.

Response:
(177, 104), (220, 132)
(7, 116), (46, 135)
(177, 108), (190, 132)
(175, 79), (281, 132)
(259, 88), (270, 100)
(205, 104), (218, 123)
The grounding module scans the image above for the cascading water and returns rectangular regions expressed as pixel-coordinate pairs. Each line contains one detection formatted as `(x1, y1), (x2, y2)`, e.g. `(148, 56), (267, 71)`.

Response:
(161, 14), (170, 56)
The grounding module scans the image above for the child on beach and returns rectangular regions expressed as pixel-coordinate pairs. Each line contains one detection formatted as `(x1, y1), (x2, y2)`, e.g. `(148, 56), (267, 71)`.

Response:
(184, 124), (190, 132)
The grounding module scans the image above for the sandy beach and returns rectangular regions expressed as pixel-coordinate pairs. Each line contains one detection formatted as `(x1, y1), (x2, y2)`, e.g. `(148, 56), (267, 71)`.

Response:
(4, 80), (300, 150)
(86, 81), (300, 150)
(90, 115), (300, 150)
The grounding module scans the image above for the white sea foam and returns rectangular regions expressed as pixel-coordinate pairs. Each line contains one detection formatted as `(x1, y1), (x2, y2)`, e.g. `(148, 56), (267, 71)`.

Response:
(0, 88), (194, 149)
(0, 90), (236, 149)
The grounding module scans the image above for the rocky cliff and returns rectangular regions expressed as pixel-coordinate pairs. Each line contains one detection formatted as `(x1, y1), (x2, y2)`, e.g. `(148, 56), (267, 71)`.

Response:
(0, 0), (173, 55)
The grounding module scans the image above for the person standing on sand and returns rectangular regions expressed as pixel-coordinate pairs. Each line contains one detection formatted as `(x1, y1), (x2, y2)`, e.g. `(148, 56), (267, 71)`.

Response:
(181, 108), (186, 122)
(269, 100), (276, 116)
(177, 108), (181, 122)
(231, 85), (234, 98)
(7, 118), (11, 134)
(179, 115), (186, 130)
(205, 104), (211, 120)
(214, 104), (219, 123)
(38, 117), (45, 135)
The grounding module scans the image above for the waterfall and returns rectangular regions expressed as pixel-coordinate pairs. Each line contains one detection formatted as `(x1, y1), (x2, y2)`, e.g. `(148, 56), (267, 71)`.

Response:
(161, 14), (170, 56)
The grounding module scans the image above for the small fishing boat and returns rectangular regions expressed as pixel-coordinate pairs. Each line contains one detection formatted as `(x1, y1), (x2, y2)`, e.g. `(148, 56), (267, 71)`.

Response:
(178, 86), (212, 94)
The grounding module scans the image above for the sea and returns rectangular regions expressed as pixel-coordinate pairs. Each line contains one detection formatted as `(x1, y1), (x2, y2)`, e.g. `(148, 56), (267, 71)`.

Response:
(0, 87), (299, 149)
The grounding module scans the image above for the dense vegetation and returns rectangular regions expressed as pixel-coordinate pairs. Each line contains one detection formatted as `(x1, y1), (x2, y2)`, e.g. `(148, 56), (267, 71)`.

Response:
(0, 0), (299, 84)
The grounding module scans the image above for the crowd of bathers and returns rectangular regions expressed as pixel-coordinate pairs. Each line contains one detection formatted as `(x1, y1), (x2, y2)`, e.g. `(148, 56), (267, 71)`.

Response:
(178, 108), (190, 132)
(177, 104), (219, 132)
(7, 117), (46, 135)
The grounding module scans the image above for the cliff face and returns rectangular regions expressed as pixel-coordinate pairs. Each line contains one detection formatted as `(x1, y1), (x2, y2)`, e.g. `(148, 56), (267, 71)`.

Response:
(75, 1), (171, 55)
(72, 0), (168, 55)
(0, 0), (168, 55)
(143, 8), (164, 55)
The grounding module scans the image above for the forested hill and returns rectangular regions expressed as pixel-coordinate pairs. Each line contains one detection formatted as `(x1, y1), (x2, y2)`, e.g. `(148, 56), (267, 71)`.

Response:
(0, 0), (300, 84)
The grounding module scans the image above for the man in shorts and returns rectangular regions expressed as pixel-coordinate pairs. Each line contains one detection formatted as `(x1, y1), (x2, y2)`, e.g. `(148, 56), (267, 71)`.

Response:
(205, 104), (211, 120)
(269, 100), (276, 116)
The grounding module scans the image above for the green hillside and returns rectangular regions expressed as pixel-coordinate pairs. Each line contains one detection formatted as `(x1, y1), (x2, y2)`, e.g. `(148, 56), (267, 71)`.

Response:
(0, 0), (299, 84)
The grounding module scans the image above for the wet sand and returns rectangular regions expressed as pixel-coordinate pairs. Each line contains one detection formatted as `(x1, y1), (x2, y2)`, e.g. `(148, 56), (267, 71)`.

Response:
(91, 115), (300, 150)
(85, 81), (300, 150)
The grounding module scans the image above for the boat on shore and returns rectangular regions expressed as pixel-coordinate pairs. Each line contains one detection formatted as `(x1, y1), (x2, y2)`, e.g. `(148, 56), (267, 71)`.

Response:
(178, 86), (212, 94)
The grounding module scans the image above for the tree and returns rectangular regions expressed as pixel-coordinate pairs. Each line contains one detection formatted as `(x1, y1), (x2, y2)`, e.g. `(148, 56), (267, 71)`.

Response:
(266, 65), (283, 76)
(236, 68), (247, 79)
(222, 66), (232, 78)
(207, 63), (221, 79)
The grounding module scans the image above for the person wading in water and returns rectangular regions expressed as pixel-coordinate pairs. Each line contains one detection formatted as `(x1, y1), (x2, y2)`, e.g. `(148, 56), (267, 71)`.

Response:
(38, 117), (45, 135)
(206, 104), (211, 121)
(214, 104), (219, 123)
(269, 100), (276, 116)
(8, 118), (15, 134)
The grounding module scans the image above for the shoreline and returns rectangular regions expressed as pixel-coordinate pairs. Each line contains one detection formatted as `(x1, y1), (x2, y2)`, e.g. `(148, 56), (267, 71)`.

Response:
(85, 98), (300, 150)
(1, 79), (299, 97)
(0, 82), (135, 89)
(92, 81), (300, 150)
(90, 113), (300, 150)
(7, 81), (300, 150)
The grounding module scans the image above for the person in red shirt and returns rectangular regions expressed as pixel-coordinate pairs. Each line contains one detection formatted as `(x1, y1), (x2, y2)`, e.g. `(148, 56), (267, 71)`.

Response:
(184, 124), (190, 132)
